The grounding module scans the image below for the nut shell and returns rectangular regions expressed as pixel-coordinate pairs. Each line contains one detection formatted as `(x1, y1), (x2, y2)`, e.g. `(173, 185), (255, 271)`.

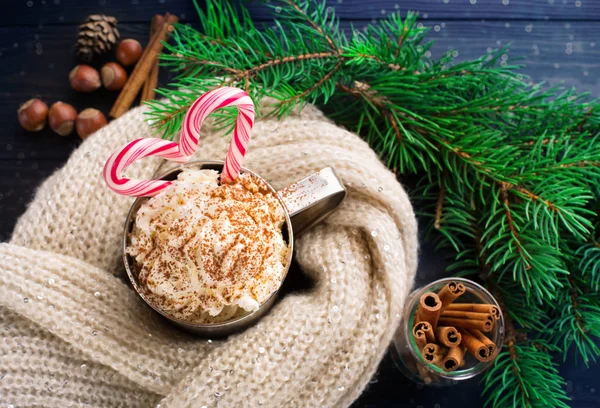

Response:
(116, 39), (143, 66)
(18, 99), (48, 132)
(49, 102), (78, 136)
(69, 65), (101, 92)
(76, 108), (107, 139)
(101, 62), (128, 91)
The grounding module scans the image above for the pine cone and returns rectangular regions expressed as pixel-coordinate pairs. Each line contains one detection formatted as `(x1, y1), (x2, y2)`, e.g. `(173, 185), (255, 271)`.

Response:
(76, 14), (120, 62)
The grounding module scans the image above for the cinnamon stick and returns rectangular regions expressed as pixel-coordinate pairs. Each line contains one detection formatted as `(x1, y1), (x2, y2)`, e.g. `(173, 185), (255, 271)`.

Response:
(440, 310), (493, 321)
(415, 292), (442, 330)
(441, 347), (466, 372)
(110, 13), (179, 118)
(437, 316), (493, 332)
(467, 329), (497, 360)
(422, 343), (446, 367)
(413, 321), (435, 343)
(413, 328), (428, 351)
(446, 303), (501, 320)
(437, 281), (466, 311)
(140, 14), (165, 103)
(458, 329), (491, 362)
(435, 326), (462, 348)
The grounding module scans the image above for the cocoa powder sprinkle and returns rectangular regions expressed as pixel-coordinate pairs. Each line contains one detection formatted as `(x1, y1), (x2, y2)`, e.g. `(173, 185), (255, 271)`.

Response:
(127, 169), (289, 322)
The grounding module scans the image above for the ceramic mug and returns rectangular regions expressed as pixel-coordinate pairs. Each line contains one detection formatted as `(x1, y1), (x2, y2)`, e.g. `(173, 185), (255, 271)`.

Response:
(123, 161), (346, 336)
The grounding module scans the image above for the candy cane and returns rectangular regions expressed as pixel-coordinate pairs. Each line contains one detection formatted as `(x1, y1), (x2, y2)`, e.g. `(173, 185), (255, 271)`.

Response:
(103, 87), (255, 197)
(103, 138), (187, 197)
(180, 87), (254, 183)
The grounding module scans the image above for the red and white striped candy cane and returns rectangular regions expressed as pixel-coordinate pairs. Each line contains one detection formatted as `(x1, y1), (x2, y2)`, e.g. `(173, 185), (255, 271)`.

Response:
(103, 138), (187, 197)
(103, 87), (255, 197)
(180, 87), (254, 183)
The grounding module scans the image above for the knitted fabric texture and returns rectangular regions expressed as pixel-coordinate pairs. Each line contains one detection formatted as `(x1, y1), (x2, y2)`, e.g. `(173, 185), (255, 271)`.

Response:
(0, 100), (418, 407)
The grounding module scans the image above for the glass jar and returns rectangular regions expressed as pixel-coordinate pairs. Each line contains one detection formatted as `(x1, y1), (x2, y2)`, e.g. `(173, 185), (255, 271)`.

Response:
(391, 277), (504, 386)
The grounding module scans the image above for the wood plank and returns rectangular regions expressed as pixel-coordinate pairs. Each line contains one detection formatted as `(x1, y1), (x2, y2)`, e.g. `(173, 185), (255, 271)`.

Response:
(397, 20), (600, 94)
(3, 0), (600, 26)
(248, 0), (600, 21)
(0, 20), (596, 159)
(1, 19), (598, 160)
(1, 19), (598, 236)
(0, 23), (175, 161)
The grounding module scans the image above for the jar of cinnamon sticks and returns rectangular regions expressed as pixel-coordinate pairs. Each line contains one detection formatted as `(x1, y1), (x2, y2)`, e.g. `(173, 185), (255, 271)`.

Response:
(391, 278), (504, 386)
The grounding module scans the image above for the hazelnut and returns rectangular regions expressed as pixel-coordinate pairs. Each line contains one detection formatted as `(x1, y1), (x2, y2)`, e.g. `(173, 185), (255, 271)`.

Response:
(101, 62), (128, 91)
(69, 65), (101, 92)
(76, 108), (107, 139)
(18, 98), (48, 132)
(116, 39), (143, 66)
(48, 102), (77, 136)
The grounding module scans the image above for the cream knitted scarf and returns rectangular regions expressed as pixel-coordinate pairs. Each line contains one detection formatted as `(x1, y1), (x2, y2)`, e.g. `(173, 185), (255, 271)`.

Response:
(0, 100), (418, 407)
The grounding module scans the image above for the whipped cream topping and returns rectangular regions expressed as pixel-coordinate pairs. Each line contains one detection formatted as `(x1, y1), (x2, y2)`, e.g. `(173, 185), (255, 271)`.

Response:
(127, 169), (289, 321)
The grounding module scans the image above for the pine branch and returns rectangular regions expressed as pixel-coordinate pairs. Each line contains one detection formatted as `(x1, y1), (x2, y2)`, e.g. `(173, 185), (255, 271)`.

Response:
(500, 182), (531, 270)
(483, 340), (570, 408)
(278, 0), (340, 52)
(577, 241), (600, 291)
(147, 0), (600, 404)
(547, 272), (600, 365)
(434, 170), (446, 230)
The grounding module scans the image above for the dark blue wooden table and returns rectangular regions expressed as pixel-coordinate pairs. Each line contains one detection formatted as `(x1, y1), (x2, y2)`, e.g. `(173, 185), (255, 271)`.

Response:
(1, 1), (599, 407)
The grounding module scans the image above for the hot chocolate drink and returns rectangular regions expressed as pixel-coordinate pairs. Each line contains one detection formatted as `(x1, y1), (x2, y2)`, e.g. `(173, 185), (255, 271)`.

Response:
(127, 169), (289, 323)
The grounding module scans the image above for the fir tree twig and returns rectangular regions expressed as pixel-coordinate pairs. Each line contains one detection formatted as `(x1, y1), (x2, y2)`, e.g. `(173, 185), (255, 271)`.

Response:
(147, 0), (600, 405)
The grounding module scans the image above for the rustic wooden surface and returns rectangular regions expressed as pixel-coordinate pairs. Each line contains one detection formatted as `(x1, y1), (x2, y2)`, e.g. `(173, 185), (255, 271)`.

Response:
(0, 1), (598, 407)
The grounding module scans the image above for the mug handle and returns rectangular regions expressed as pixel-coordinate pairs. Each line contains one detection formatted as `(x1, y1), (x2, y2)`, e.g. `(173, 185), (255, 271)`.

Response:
(277, 168), (347, 236)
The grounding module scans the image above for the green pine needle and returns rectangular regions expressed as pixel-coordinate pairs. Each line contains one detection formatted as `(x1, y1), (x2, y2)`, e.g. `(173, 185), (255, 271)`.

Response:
(482, 341), (570, 408)
(146, 0), (600, 405)
(577, 242), (600, 291)
(546, 274), (600, 365)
